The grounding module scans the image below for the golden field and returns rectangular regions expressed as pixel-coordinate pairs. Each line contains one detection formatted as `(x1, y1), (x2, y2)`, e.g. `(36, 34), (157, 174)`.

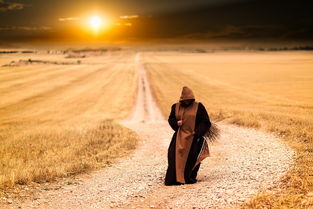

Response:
(142, 51), (313, 208)
(0, 48), (312, 208)
(0, 51), (139, 192)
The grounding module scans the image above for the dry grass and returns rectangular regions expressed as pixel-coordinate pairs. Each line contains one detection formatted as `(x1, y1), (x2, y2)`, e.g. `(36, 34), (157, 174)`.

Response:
(143, 51), (313, 208)
(0, 120), (137, 187)
(0, 51), (139, 192)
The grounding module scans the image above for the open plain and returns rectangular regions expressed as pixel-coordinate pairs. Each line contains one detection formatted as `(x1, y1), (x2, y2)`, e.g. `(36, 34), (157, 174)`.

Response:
(0, 49), (312, 208)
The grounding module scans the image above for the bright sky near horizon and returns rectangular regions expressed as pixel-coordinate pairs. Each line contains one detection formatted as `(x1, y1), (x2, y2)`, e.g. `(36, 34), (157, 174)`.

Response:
(0, 0), (312, 43)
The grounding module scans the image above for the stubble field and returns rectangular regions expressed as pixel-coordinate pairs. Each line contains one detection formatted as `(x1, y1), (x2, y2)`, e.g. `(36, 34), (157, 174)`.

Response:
(0, 51), (139, 192)
(0, 49), (312, 208)
(142, 51), (313, 208)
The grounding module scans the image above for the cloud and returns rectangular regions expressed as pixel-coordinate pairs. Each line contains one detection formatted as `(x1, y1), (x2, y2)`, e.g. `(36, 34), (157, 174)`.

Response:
(119, 15), (139, 19)
(58, 17), (80, 22)
(206, 26), (244, 38)
(0, 26), (52, 31)
(0, 0), (24, 12)
(182, 25), (282, 39)
(115, 22), (133, 27)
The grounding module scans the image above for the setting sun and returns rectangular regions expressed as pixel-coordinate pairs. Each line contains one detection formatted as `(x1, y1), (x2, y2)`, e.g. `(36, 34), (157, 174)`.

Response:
(79, 13), (113, 36)
(89, 15), (102, 30)
(85, 14), (112, 35)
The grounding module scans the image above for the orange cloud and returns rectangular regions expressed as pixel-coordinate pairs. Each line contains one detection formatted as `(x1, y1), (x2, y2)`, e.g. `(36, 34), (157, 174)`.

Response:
(115, 22), (133, 27)
(58, 17), (81, 22)
(124, 23), (132, 27)
(119, 15), (139, 19)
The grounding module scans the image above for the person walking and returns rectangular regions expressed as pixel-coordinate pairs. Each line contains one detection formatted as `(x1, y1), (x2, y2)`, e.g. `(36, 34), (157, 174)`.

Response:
(165, 86), (211, 185)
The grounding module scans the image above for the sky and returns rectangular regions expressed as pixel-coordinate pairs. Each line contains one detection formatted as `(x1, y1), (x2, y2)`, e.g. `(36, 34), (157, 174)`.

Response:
(0, 0), (312, 44)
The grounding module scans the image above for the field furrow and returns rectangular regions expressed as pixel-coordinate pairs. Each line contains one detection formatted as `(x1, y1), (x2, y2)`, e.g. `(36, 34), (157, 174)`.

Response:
(0, 52), (139, 191)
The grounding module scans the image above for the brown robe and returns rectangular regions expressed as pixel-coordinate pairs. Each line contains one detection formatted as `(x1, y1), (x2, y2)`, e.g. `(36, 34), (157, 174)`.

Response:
(175, 101), (198, 183)
(165, 86), (211, 185)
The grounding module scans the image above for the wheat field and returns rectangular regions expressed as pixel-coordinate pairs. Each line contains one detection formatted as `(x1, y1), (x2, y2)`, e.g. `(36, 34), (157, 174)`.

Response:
(0, 51), (139, 191)
(142, 51), (313, 208)
(1, 49), (312, 207)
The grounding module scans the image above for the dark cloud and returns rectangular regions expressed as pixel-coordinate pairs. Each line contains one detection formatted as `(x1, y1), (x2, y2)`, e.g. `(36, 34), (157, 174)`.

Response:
(0, 0), (24, 12)
(126, 0), (313, 41)
(180, 25), (286, 39)
(0, 0), (312, 43)
(0, 26), (51, 31)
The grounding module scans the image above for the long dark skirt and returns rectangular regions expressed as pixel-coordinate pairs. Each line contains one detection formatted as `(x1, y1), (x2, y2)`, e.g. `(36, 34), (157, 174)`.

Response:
(164, 132), (204, 185)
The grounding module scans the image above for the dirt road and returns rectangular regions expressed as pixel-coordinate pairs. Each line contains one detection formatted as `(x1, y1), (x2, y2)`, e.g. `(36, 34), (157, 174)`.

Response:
(6, 53), (294, 209)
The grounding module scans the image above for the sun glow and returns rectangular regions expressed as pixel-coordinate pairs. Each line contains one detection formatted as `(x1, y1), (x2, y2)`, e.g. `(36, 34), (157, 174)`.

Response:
(89, 15), (102, 30)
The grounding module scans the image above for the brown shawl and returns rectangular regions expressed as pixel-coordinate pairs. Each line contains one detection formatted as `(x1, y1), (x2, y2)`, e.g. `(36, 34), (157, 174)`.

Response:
(174, 87), (196, 183)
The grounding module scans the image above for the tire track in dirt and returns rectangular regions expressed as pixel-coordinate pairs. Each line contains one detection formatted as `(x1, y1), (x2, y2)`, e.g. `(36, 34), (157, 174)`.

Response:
(4, 52), (294, 209)
(0, 63), (119, 118)
(0, 65), (46, 78)
(0, 52), (126, 107)
(60, 58), (137, 124)
(0, 65), (63, 83)
(0, 65), (83, 93)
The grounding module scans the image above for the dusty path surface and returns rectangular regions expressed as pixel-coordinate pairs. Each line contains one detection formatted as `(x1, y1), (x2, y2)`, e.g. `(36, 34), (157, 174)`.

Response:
(6, 53), (294, 209)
